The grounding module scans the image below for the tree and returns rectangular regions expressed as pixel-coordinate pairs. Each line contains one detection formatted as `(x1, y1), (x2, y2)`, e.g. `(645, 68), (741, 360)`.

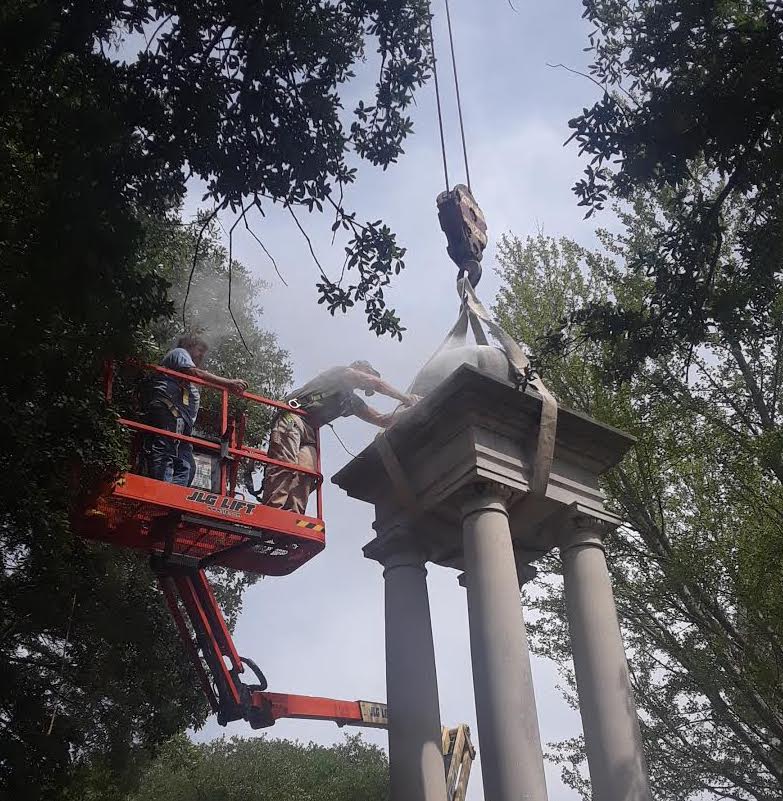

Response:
(126, 733), (390, 801)
(559, 1), (783, 374)
(2, 0), (431, 339)
(1, 4), (431, 795)
(0, 220), (291, 801)
(494, 229), (783, 800)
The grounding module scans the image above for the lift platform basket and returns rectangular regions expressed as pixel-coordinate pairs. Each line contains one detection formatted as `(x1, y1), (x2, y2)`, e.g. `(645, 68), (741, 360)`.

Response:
(78, 362), (326, 576)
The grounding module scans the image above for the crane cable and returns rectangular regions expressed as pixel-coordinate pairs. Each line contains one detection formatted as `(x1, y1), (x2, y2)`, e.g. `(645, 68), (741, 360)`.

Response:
(427, 7), (449, 192)
(444, 0), (472, 192)
(428, 0), (472, 193)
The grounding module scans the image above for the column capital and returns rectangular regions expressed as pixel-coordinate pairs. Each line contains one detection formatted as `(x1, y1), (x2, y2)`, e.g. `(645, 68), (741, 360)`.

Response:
(364, 523), (428, 570)
(556, 504), (617, 554)
(518, 563), (538, 585)
(383, 547), (428, 577)
(459, 561), (537, 589)
(459, 481), (514, 521)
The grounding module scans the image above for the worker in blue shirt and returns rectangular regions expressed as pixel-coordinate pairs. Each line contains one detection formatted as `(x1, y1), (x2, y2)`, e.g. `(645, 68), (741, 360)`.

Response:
(146, 334), (248, 486)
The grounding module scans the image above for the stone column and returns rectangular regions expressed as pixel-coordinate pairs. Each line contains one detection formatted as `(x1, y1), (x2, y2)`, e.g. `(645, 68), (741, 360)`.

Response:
(382, 544), (448, 801)
(461, 485), (549, 801)
(560, 519), (652, 801)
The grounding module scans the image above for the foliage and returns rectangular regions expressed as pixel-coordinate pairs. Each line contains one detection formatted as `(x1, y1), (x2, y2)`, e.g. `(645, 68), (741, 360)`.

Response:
(0, 216), (291, 801)
(559, 1), (783, 373)
(2, 0), (431, 339)
(1, 2), (430, 796)
(0, 105), (173, 796)
(127, 733), (390, 801)
(495, 229), (783, 800)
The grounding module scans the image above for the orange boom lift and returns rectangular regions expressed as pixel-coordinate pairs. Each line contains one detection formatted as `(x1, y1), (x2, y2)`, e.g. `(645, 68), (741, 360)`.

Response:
(80, 362), (474, 798)
(80, 362), (387, 731)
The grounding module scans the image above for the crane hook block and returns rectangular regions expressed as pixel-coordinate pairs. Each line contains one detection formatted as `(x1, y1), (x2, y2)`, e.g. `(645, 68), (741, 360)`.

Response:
(436, 184), (487, 287)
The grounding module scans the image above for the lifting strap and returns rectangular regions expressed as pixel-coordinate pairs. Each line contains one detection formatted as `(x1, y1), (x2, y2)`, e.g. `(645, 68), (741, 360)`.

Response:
(376, 278), (558, 514)
(375, 433), (419, 515)
(457, 278), (558, 497)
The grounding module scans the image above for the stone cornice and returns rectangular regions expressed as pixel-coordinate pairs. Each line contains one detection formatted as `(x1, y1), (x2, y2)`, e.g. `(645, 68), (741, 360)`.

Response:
(333, 364), (636, 505)
(363, 523), (428, 567)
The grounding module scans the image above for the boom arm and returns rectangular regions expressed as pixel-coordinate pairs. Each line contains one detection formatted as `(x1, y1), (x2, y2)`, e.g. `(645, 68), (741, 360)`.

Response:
(260, 693), (388, 729)
(155, 556), (473, 800)
(154, 556), (388, 730)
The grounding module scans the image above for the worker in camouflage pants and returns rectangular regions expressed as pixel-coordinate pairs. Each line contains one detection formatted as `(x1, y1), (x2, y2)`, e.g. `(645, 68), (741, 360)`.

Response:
(262, 361), (418, 514)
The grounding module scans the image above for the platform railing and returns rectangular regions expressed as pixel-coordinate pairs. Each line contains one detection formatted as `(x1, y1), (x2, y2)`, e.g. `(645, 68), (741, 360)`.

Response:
(106, 362), (324, 520)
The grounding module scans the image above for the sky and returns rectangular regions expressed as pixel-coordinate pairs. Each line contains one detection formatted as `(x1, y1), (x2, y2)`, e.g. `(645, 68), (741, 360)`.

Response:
(187, 2), (609, 798)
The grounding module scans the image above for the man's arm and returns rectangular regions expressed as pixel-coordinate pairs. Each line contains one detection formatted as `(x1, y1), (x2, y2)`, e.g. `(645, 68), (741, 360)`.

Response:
(185, 367), (248, 396)
(352, 402), (395, 429)
(343, 368), (416, 407)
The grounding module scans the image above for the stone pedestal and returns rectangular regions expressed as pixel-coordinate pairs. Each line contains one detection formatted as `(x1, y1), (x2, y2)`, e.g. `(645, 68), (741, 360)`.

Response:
(560, 517), (652, 801)
(461, 486), (548, 801)
(333, 365), (649, 801)
(379, 541), (448, 801)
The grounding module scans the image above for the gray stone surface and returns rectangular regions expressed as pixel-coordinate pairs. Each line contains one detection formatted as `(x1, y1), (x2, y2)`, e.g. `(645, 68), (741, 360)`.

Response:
(409, 344), (511, 397)
(560, 521), (652, 801)
(334, 365), (633, 570)
(334, 363), (652, 801)
(381, 545), (448, 801)
(461, 488), (549, 801)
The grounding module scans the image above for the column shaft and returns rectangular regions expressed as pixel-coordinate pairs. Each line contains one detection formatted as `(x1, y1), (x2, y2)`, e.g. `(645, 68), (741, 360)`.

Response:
(462, 491), (549, 801)
(561, 534), (652, 801)
(383, 550), (448, 801)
